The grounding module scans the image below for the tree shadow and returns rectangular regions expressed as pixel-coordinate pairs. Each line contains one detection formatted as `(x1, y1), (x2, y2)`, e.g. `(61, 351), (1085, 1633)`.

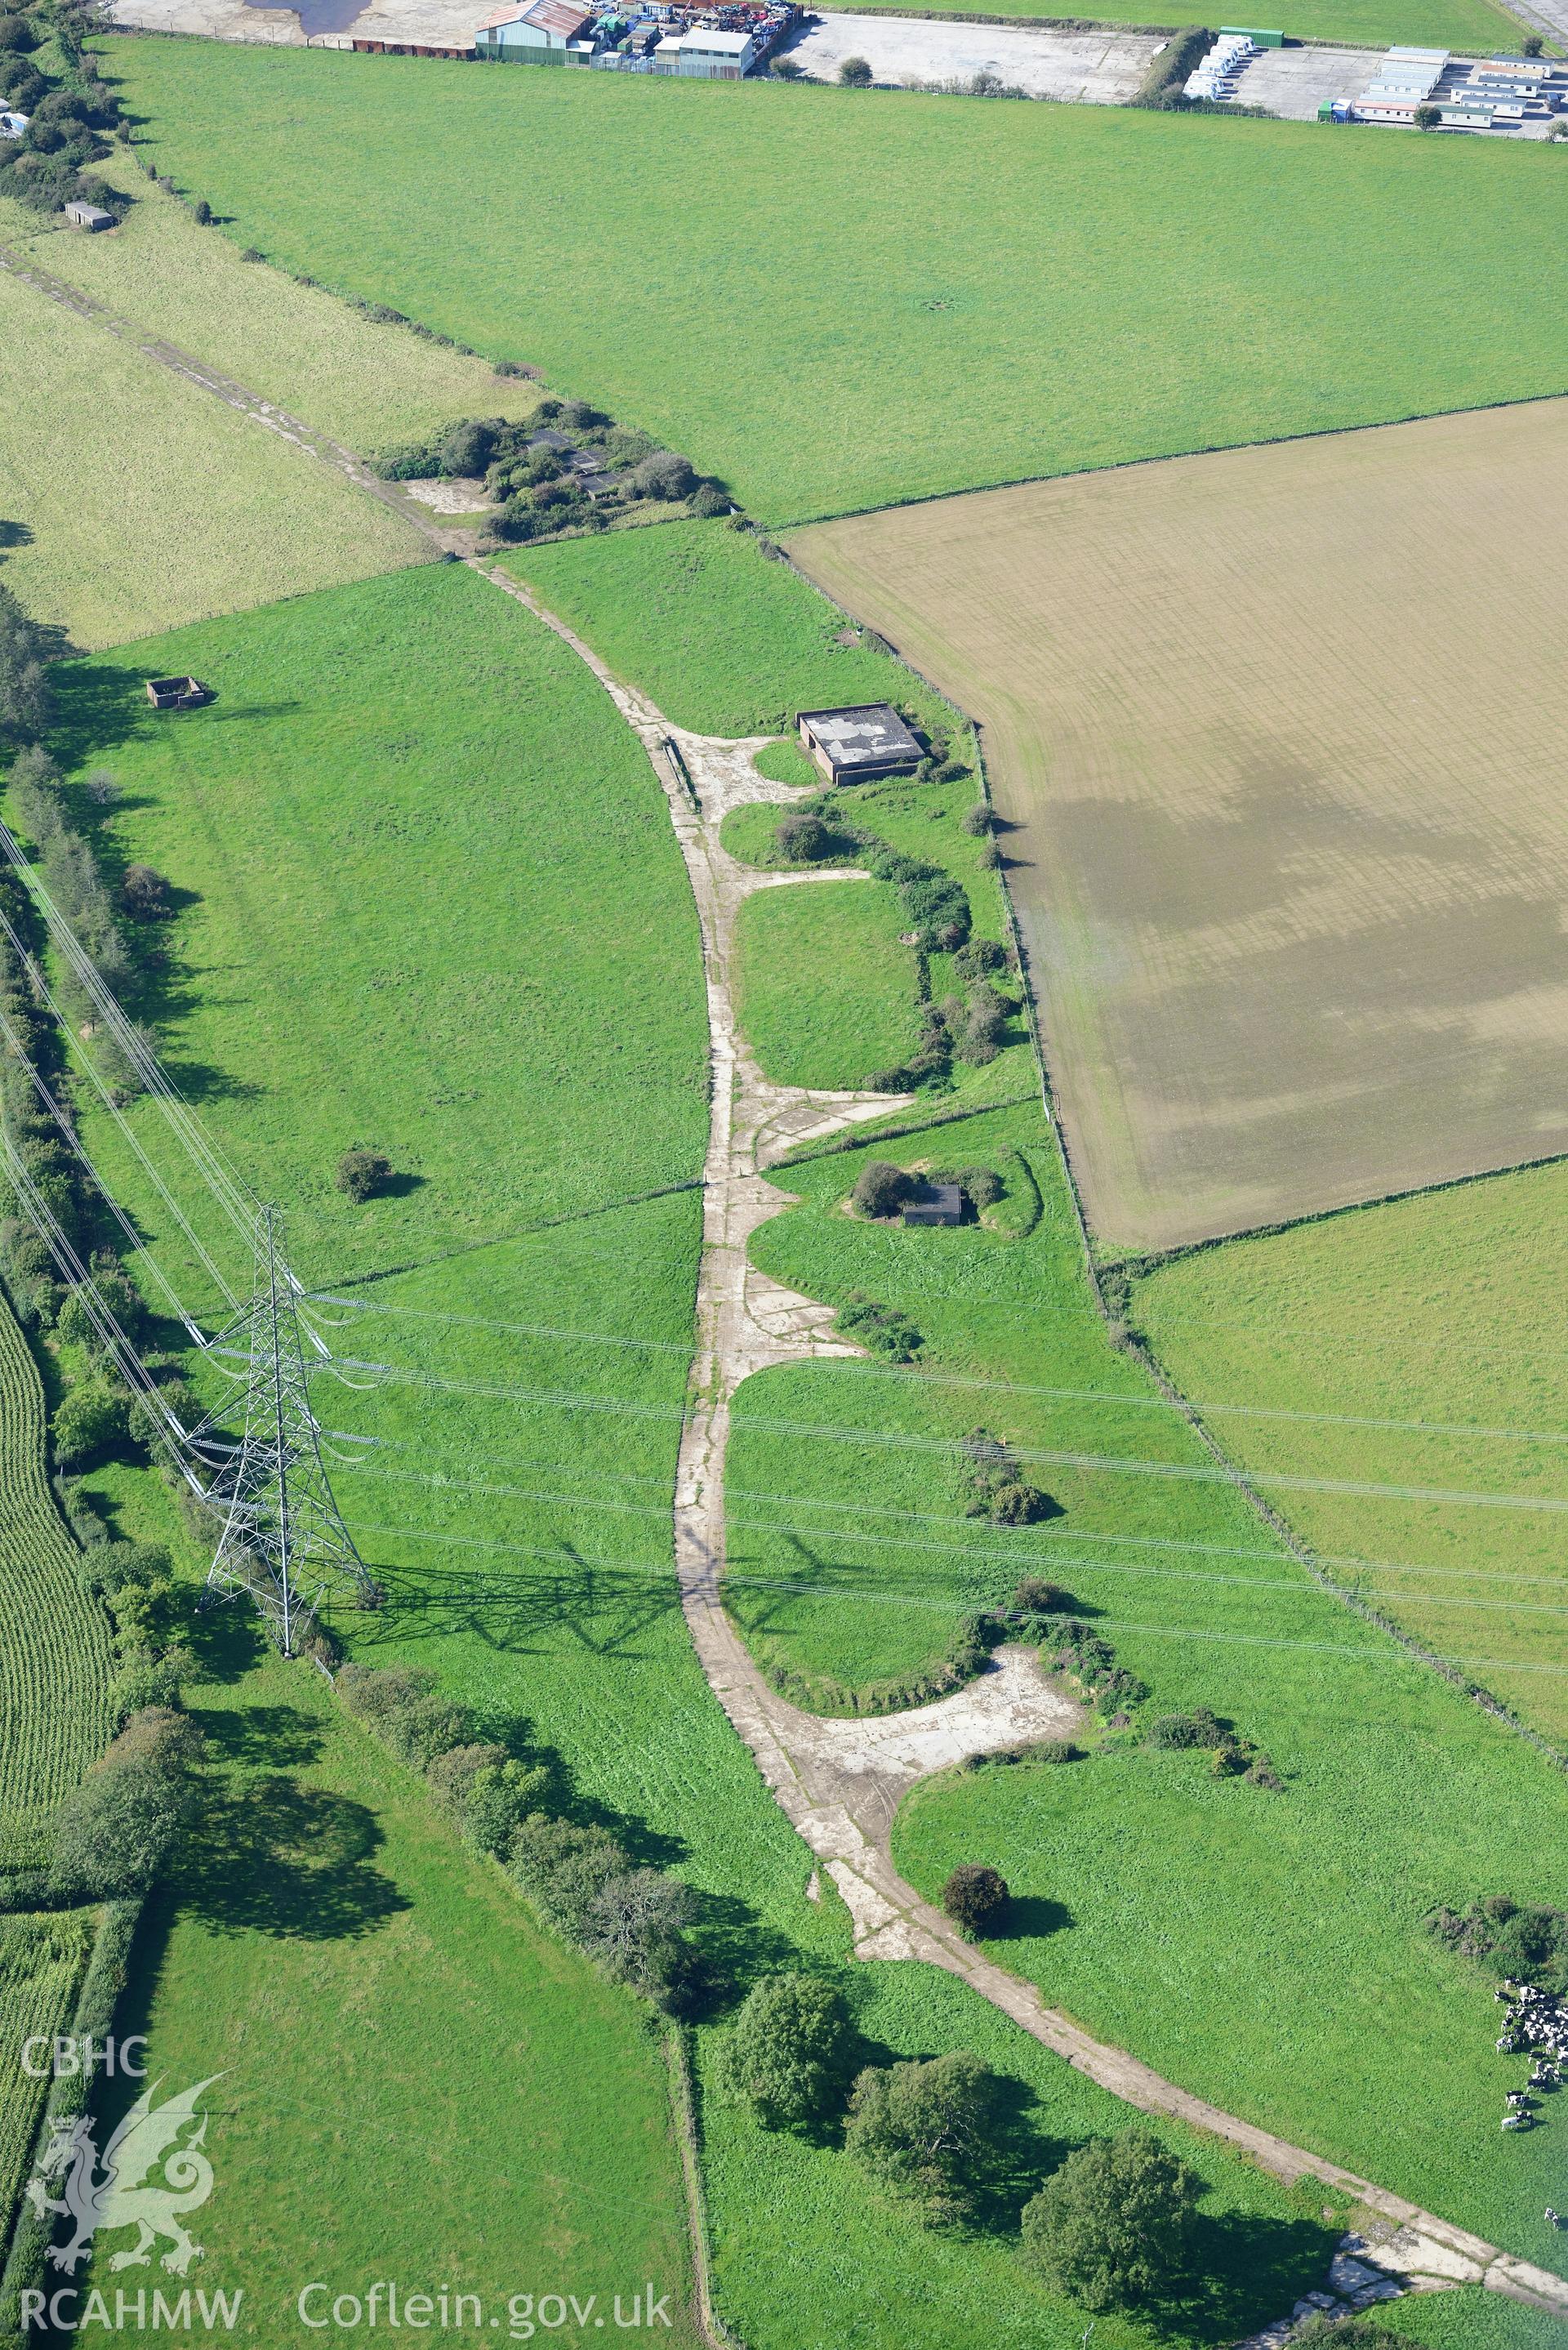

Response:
(194, 1701), (327, 1772)
(998, 1893), (1073, 1940)
(42, 659), (151, 772)
(1148, 2210), (1343, 2343)
(0, 517), (33, 555)
(176, 1771), (408, 1941)
(375, 1171), (426, 1200)
(184, 1601), (268, 1686)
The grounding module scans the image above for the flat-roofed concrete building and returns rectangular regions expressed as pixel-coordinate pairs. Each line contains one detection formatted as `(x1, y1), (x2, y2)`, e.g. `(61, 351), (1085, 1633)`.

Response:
(902, 1183), (964, 1228)
(796, 702), (922, 785)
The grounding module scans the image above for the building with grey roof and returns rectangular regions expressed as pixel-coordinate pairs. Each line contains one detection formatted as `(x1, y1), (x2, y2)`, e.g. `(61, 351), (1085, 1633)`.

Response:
(796, 703), (923, 786)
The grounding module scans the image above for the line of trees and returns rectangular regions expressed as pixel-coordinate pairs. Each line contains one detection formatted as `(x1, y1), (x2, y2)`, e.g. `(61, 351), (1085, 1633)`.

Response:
(336, 1661), (717, 2015)
(713, 1968), (1205, 2311)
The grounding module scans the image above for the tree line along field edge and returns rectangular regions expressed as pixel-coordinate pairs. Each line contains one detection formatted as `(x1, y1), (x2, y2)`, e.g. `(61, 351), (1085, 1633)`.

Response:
(100, 38), (1568, 529)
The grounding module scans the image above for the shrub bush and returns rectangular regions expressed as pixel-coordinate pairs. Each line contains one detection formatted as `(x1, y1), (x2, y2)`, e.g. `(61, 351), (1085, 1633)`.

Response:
(941, 1862), (1010, 1938)
(850, 1160), (914, 1219)
(688, 483), (731, 519)
(845, 2051), (999, 2222)
(51, 1710), (203, 1897)
(775, 812), (833, 863)
(1021, 2132), (1200, 2309)
(961, 1428), (1054, 1525)
(839, 54), (872, 83)
(714, 1973), (856, 2130)
(120, 863), (171, 921)
(336, 1146), (394, 1202)
(836, 1295), (921, 1361)
(1013, 1575), (1069, 1616)
(439, 417), (501, 477)
(51, 1381), (129, 1468)
(960, 805), (991, 837)
(1428, 1897), (1568, 1992)
(631, 450), (697, 502)
(1147, 1707), (1226, 1751)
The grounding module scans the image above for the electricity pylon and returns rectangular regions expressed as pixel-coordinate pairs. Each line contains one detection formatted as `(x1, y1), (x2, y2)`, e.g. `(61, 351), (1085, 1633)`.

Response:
(187, 1206), (377, 1654)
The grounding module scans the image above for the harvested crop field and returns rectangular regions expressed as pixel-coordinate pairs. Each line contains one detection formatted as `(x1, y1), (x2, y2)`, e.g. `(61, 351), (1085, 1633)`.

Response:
(791, 397), (1568, 1251)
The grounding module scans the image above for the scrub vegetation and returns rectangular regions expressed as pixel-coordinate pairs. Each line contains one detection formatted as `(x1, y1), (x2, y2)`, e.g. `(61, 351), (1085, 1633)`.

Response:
(105, 41), (1568, 525)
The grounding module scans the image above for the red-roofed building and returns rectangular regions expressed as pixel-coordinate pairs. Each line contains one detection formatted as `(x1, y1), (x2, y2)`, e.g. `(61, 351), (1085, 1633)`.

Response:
(476, 0), (598, 56)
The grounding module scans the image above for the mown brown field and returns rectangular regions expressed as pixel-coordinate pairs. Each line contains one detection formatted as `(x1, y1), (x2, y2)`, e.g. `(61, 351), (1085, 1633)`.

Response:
(790, 398), (1568, 1251)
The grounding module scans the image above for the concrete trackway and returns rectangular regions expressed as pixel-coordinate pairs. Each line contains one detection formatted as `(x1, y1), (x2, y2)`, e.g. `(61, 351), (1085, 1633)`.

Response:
(22, 259), (1568, 2322)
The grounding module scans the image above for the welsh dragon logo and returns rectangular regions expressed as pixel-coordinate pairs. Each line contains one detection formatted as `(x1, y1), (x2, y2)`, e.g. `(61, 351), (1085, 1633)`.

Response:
(26, 2077), (223, 2277)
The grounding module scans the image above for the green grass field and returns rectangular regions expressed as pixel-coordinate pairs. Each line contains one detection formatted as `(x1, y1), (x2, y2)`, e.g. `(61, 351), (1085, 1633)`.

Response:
(723, 1099), (1568, 2259)
(511, 522), (961, 740)
(828, 0), (1530, 36)
(0, 1292), (114, 1857)
(105, 43), (1568, 525)
(42, 561), (708, 1300)
(2, 158), (542, 459)
(74, 1635), (699, 2342)
(734, 880), (921, 1089)
(0, 261), (425, 649)
(1129, 1162), (1568, 1747)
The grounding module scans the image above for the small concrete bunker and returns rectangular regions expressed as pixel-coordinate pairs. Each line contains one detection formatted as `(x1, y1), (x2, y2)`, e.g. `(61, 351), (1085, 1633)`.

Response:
(902, 1182), (964, 1228)
(796, 702), (922, 786)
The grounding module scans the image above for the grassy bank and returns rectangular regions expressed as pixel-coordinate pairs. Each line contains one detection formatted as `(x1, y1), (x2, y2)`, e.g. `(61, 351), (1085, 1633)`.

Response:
(818, 0), (1531, 43)
(105, 43), (1568, 525)
(1130, 1160), (1568, 1746)
(2, 158), (542, 458)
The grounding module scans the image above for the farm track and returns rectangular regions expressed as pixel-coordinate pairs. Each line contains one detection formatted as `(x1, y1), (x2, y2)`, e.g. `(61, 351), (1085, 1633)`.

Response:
(25, 273), (1568, 2321)
(0, 1293), (114, 1833)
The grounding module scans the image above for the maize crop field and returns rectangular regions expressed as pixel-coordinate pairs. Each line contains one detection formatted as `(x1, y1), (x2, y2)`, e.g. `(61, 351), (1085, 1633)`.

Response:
(0, 1291), (114, 1856)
